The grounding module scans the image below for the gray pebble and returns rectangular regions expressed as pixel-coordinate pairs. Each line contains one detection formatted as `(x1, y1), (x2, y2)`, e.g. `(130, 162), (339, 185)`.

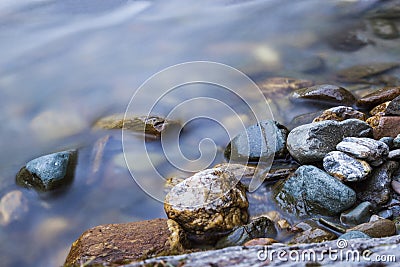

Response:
(379, 137), (394, 149)
(336, 137), (389, 162)
(388, 149), (400, 160)
(323, 151), (372, 182)
(340, 201), (372, 226)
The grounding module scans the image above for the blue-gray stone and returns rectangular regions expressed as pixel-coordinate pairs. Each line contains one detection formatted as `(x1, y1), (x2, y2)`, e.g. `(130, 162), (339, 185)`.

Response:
(378, 209), (393, 220)
(274, 165), (356, 217)
(336, 137), (389, 162)
(394, 134), (400, 148)
(339, 231), (371, 240)
(340, 201), (372, 225)
(388, 149), (400, 160)
(287, 119), (372, 164)
(225, 120), (288, 162)
(22, 150), (77, 191)
(379, 137), (394, 149)
(386, 95), (400, 116)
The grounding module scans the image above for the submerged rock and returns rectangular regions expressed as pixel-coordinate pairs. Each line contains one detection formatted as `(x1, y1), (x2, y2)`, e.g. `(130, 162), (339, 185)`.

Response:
(93, 114), (180, 138)
(312, 106), (366, 122)
(289, 220), (336, 244)
(371, 19), (399, 39)
(348, 219), (396, 238)
(0, 190), (29, 226)
(286, 119), (372, 164)
(164, 168), (248, 243)
(354, 161), (400, 206)
(336, 137), (389, 162)
(323, 151), (371, 182)
(64, 219), (188, 266)
(337, 63), (399, 84)
(224, 120), (289, 162)
(259, 77), (315, 98)
(215, 217), (276, 248)
(290, 84), (356, 106)
(274, 165), (356, 217)
(339, 231), (371, 240)
(243, 238), (277, 246)
(357, 86), (400, 108)
(340, 201), (372, 226)
(386, 95), (400, 115)
(16, 150), (77, 191)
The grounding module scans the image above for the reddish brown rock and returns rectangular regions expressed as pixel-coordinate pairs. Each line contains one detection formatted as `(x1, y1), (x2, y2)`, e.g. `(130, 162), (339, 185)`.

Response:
(372, 116), (400, 138)
(64, 219), (188, 266)
(291, 84), (356, 106)
(348, 219), (396, 238)
(243, 238), (278, 246)
(357, 86), (400, 108)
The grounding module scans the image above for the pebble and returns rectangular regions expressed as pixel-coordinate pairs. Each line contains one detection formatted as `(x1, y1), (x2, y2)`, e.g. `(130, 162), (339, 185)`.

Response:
(336, 137), (389, 162)
(388, 149), (400, 160)
(327, 23), (369, 52)
(224, 120), (289, 162)
(289, 220), (336, 244)
(379, 137), (394, 149)
(16, 150), (77, 191)
(340, 201), (372, 226)
(164, 168), (248, 243)
(370, 101), (390, 115)
(259, 77), (315, 98)
(274, 165), (356, 216)
(323, 151), (371, 182)
(357, 86), (400, 108)
(312, 106), (366, 122)
(348, 219), (396, 238)
(378, 209), (393, 220)
(392, 180), (400, 195)
(386, 95), (400, 115)
(338, 231), (371, 240)
(372, 116), (400, 139)
(286, 119), (372, 164)
(0, 190), (29, 226)
(65, 219), (188, 266)
(336, 63), (399, 83)
(290, 84), (356, 106)
(354, 161), (400, 206)
(371, 19), (399, 39)
(394, 134), (400, 148)
(215, 217), (276, 248)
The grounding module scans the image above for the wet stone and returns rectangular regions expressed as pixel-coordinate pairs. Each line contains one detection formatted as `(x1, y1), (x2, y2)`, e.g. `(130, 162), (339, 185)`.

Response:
(287, 119), (372, 164)
(323, 151), (372, 182)
(394, 134), (400, 148)
(224, 120), (289, 163)
(367, 0), (400, 19)
(215, 217), (277, 248)
(348, 219), (396, 238)
(259, 77), (315, 98)
(340, 201), (372, 226)
(326, 23), (370, 52)
(388, 149), (400, 160)
(64, 219), (188, 266)
(290, 84), (356, 106)
(357, 86), (400, 108)
(380, 137), (394, 149)
(312, 106), (366, 122)
(336, 137), (389, 162)
(378, 209), (393, 220)
(274, 165), (356, 217)
(164, 168), (248, 243)
(93, 114), (180, 138)
(371, 19), (399, 39)
(386, 95), (400, 115)
(338, 231), (371, 240)
(289, 220), (336, 244)
(16, 150), (77, 191)
(243, 238), (277, 246)
(354, 161), (400, 206)
(372, 116), (400, 139)
(336, 63), (399, 84)
(0, 190), (29, 226)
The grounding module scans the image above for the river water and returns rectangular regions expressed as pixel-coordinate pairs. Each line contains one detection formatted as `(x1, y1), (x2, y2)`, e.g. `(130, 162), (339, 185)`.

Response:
(1, 0), (400, 266)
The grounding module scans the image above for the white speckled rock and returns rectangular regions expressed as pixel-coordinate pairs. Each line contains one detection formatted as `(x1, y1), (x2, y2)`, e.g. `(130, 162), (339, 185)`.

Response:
(323, 151), (372, 182)
(164, 167), (248, 243)
(336, 137), (389, 162)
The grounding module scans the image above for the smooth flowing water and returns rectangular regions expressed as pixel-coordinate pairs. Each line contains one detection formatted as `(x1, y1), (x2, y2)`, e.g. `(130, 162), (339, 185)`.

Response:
(1, 0), (400, 266)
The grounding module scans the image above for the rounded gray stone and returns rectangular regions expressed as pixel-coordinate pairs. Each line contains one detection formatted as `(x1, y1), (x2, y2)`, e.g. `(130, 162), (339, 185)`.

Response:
(323, 151), (372, 182)
(274, 165), (357, 217)
(340, 201), (372, 225)
(287, 119), (372, 164)
(388, 149), (400, 160)
(336, 137), (389, 162)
